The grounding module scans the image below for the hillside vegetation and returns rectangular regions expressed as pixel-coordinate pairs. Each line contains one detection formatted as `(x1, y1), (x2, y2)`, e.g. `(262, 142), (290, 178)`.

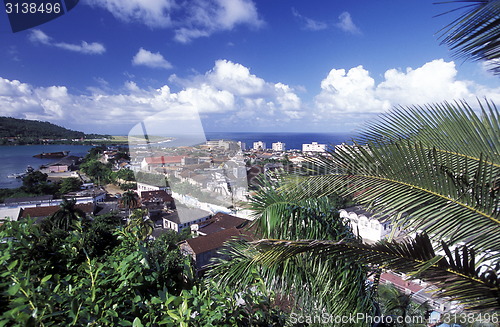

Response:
(0, 117), (110, 144)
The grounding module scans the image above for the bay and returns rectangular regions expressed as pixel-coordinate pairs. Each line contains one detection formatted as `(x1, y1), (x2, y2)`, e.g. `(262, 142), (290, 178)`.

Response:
(0, 144), (92, 189)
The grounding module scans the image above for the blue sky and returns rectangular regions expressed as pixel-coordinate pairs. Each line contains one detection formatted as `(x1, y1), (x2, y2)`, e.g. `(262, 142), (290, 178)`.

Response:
(0, 0), (499, 135)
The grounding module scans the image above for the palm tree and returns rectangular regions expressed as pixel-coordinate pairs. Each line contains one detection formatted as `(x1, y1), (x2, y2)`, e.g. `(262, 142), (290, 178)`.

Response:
(47, 198), (86, 231)
(120, 190), (139, 217)
(438, 0), (500, 75)
(210, 190), (375, 323)
(211, 100), (500, 315)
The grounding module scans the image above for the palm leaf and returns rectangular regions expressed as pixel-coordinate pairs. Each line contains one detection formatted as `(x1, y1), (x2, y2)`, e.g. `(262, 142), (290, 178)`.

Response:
(208, 195), (374, 322)
(437, 1), (500, 74)
(290, 142), (499, 257)
(285, 101), (500, 257)
(252, 233), (500, 311)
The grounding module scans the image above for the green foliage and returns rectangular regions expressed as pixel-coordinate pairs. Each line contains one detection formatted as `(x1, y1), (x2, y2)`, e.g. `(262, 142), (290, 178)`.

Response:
(135, 171), (169, 187)
(377, 284), (430, 327)
(113, 168), (135, 182)
(80, 159), (113, 185)
(438, 1), (500, 75)
(59, 177), (83, 194)
(0, 116), (109, 144)
(21, 171), (59, 195)
(0, 217), (285, 326)
(210, 185), (374, 326)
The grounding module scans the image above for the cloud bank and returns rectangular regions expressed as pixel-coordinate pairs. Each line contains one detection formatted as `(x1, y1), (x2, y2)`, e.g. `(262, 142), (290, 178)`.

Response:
(84, 0), (263, 43)
(1, 59), (499, 133)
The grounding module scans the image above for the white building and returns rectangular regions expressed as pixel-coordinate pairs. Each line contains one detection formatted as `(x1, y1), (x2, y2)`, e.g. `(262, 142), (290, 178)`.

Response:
(302, 142), (327, 153)
(163, 205), (211, 232)
(272, 142), (286, 152)
(339, 206), (399, 243)
(136, 181), (170, 194)
(253, 141), (266, 151)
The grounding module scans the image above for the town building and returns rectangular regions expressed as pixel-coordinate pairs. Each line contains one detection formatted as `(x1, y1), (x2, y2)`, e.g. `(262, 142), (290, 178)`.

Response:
(136, 181), (170, 193)
(302, 142), (327, 153)
(140, 156), (186, 171)
(252, 141), (266, 151)
(339, 206), (401, 243)
(20, 202), (95, 222)
(272, 141), (286, 152)
(162, 205), (211, 232)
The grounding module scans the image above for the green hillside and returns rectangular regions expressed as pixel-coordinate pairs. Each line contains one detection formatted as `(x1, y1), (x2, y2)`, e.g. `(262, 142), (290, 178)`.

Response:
(0, 117), (110, 143)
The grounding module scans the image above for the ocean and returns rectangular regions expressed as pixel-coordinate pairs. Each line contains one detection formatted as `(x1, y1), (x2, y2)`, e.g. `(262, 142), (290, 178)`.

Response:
(0, 144), (92, 189)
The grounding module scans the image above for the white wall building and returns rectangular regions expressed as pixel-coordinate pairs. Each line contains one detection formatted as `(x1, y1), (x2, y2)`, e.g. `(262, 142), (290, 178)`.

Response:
(302, 142), (327, 153)
(272, 142), (286, 152)
(339, 206), (397, 243)
(253, 141), (266, 151)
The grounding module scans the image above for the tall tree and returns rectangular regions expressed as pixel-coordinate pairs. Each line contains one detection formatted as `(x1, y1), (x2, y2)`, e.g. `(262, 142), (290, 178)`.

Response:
(46, 198), (86, 231)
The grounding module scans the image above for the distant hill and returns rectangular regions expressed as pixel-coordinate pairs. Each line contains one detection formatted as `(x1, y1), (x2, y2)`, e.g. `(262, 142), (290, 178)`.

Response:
(0, 117), (110, 142)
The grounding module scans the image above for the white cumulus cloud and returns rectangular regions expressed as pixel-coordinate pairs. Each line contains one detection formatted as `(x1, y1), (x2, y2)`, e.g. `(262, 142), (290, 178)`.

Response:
(314, 59), (498, 121)
(132, 48), (173, 69)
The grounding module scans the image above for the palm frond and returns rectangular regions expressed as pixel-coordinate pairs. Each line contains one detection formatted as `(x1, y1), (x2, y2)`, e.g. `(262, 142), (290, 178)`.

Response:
(437, 1), (500, 74)
(252, 233), (500, 311)
(357, 100), (500, 161)
(289, 138), (500, 257)
(208, 194), (374, 321)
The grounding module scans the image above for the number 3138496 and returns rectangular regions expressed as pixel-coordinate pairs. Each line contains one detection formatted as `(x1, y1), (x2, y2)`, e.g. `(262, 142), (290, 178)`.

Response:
(5, 2), (61, 14)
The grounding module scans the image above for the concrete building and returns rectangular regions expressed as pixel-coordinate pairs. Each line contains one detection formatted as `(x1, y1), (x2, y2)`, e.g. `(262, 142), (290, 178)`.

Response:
(162, 205), (211, 232)
(339, 206), (400, 243)
(252, 141), (266, 151)
(272, 141), (286, 152)
(302, 142), (327, 153)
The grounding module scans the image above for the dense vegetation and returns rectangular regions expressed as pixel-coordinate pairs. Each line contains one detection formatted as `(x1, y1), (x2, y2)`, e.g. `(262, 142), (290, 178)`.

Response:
(0, 117), (110, 145)
(0, 208), (286, 326)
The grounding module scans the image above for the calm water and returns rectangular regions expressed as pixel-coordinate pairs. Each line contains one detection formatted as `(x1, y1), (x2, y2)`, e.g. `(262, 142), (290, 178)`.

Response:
(0, 145), (92, 189)
(205, 132), (354, 150)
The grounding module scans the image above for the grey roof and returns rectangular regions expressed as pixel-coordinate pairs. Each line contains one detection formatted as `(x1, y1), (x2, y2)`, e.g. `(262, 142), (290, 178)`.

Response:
(4, 195), (53, 204)
(163, 205), (211, 224)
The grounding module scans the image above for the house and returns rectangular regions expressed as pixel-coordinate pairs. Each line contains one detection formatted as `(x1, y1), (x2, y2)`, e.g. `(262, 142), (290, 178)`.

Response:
(20, 202), (95, 222)
(40, 156), (83, 173)
(140, 190), (175, 218)
(162, 205), (211, 232)
(272, 142), (286, 152)
(197, 212), (249, 235)
(0, 207), (22, 223)
(141, 156), (185, 171)
(136, 181), (169, 193)
(339, 206), (401, 243)
(253, 141), (266, 151)
(180, 227), (250, 272)
(302, 142), (327, 153)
